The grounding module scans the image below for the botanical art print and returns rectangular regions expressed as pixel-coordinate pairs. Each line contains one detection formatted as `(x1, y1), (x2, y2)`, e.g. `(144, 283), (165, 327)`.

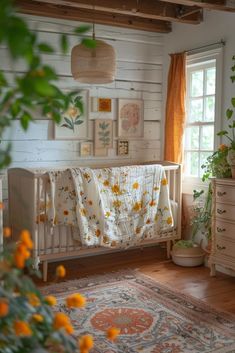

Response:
(95, 119), (113, 149)
(118, 140), (129, 156)
(80, 142), (93, 157)
(118, 99), (144, 138)
(98, 98), (112, 112)
(54, 90), (89, 139)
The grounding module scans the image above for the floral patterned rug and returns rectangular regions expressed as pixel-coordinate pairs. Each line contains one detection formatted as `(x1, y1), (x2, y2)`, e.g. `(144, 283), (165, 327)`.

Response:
(41, 271), (235, 353)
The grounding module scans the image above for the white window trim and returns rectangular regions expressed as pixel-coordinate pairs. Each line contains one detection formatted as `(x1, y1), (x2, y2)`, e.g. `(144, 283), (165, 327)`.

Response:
(183, 47), (223, 194)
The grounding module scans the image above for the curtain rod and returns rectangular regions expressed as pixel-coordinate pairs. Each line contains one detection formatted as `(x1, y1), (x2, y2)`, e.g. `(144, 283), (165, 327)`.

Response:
(186, 39), (226, 55)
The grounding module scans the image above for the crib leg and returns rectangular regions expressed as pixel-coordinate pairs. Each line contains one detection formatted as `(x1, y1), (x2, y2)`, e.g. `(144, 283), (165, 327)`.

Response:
(43, 261), (48, 282)
(166, 240), (171, 259)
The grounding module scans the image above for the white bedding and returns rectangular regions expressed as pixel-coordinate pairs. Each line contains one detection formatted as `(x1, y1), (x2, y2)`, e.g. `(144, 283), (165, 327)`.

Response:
(45, 165), (174, 248)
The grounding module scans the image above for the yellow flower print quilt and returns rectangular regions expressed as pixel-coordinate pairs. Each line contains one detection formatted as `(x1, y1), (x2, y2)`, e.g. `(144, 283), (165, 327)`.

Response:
(47, 165), (173, 248)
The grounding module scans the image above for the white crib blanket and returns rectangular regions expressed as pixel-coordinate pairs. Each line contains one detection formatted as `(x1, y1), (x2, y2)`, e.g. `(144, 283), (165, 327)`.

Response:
(46, 165), (173, 248)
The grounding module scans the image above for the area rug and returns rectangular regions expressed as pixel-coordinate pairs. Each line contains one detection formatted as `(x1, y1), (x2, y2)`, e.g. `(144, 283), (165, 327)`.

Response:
(41, 271), (235, 353)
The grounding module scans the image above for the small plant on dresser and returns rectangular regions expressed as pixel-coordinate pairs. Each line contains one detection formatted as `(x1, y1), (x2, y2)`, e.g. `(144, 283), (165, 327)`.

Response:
(217, 55), (235, 178)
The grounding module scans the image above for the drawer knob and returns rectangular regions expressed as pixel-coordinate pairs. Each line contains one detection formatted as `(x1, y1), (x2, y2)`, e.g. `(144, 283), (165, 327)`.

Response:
(217, 227), (226, 233)
(217, 209), (226, 215)
(217, 191), (227, 197)
(217, 244), (226, 251)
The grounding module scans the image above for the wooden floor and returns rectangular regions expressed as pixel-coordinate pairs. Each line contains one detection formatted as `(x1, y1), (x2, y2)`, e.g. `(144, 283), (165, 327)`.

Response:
(37, 245), (235, 314)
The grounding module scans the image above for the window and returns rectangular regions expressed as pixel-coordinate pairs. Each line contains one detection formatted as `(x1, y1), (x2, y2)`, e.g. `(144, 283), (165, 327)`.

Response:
(184, 49), (222, 180)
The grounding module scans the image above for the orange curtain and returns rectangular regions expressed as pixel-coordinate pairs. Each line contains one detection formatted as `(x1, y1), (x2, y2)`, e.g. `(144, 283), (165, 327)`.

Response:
(164, 52), (186, 163)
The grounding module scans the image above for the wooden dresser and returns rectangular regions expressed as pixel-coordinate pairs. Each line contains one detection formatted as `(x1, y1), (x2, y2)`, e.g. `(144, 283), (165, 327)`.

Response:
(210, 178), (235, 276)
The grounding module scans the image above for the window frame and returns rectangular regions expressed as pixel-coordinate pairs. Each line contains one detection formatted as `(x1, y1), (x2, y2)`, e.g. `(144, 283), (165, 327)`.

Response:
(183, 47), (223, 193)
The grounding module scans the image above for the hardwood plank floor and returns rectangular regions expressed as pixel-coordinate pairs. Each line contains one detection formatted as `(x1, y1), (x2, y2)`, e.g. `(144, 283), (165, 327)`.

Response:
(36, 245), (235, 314)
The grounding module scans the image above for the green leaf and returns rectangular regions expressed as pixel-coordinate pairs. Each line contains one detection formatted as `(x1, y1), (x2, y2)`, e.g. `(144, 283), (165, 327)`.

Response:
(217, 130), (228, 136)
(81, 38), (96, 48)
(74, 99), (84, 114)
(232, 97), (235, 107)
(74, 120), (83, 125)
(32, 78), (58, 97)
(20, 111), (32, 130)
(10, 100), (21, 118)
(0, 71), (8, 87)
(226, 108), (233, 119)
(64, 117), (73, 129)
(37, 43), (54, 53)
(60, 33), (69, 54)
(74, 25), (91, 34)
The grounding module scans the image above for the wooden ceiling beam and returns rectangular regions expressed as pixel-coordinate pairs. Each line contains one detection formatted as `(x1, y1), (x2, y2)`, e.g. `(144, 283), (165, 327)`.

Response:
(16, 0), (172, 33)
(30, 0), (202, 24)
(160, 0), (235, 12)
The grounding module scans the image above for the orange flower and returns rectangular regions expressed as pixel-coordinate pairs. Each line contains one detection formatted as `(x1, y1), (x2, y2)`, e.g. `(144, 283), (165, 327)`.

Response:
(146, 218), (151, 224)
(133, 202), (142, 212)
(20, 230), (33, 250)
(3, 227), (11, 238)
(95, 229), (101, 237)
(83, 173), (90, 180)
(14, 321), (32, 337)
(53, 312), (74, 334)
(149, 200), (156, 207)
(80, 208), (87, 216)
(113, 200), (122, 208)
(132, 182), (139, 190)
(103, 180), (109, 187)
(107, 327), (120, 341)
(27, 293), (41, 307)
(14, 243), (31, 269)
(66, 293), (86, 308)
(111, 184), (121, 195)
(88, 200), (93, 206)
(161, 178), (168, 186)
(167, 217), (173, 225)
(0, 299), (9, 317)
(45, 295), (57, 306)
(14, 252), (26, 269)
(63, 210), (69, 216)
(56, 265), (66, 278)
(79, 335), (94, 352)
(219, 144), (228, 151)
(32, 314), (44, 323)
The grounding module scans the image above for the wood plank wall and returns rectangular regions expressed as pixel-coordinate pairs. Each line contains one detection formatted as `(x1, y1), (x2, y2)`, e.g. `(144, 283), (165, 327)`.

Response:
(1, 14), (164, 200)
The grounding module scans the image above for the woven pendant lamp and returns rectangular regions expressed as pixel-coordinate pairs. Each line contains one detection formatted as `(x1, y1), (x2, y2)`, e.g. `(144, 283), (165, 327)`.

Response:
(71, 24), (116, 84)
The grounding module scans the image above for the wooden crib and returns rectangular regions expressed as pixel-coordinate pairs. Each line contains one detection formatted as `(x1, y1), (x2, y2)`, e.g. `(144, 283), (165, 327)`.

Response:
(8, 161), (182, 281)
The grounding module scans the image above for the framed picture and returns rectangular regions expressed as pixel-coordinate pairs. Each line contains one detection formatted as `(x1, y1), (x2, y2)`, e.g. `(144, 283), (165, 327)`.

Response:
(54, 90), (89, 139)
(91, 97), (112, 112)
(118, 99), (144, 138)
(80, 142), (93, 157)
(117, 140), (129, 156)
(94, 119), (113, 150)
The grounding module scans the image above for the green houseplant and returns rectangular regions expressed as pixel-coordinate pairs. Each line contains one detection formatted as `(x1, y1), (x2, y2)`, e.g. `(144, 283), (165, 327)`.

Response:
(217, 55), (235, 178)
(172, 142), (232, 266)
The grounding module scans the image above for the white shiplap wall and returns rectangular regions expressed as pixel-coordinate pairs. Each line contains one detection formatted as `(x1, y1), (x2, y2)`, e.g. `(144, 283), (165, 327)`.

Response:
(1, 14), (164, 199)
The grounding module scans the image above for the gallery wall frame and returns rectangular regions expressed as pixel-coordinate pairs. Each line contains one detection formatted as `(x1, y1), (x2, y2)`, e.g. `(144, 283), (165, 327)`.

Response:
(118, 98), (144, 138)
(54, 90), (89, 140)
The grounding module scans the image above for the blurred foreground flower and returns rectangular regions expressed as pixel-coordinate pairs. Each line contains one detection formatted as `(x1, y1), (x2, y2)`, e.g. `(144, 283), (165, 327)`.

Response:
(0, 228), (120, 352)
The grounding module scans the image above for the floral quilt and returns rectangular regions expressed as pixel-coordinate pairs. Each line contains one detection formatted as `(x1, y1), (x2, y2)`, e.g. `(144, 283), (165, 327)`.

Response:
(46, 165), (173, 248)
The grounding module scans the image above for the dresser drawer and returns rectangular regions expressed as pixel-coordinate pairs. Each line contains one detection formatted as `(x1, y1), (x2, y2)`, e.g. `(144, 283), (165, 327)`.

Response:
(215, 236), (235, 258)
(216, 202), (235, 221)
(215, 219), (235, 240)
(215, 185), (235, 203)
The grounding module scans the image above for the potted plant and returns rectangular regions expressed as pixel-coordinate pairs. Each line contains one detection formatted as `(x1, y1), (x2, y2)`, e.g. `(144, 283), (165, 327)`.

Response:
(171, 145), (231, 267)
(217, 55), (235, 178)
